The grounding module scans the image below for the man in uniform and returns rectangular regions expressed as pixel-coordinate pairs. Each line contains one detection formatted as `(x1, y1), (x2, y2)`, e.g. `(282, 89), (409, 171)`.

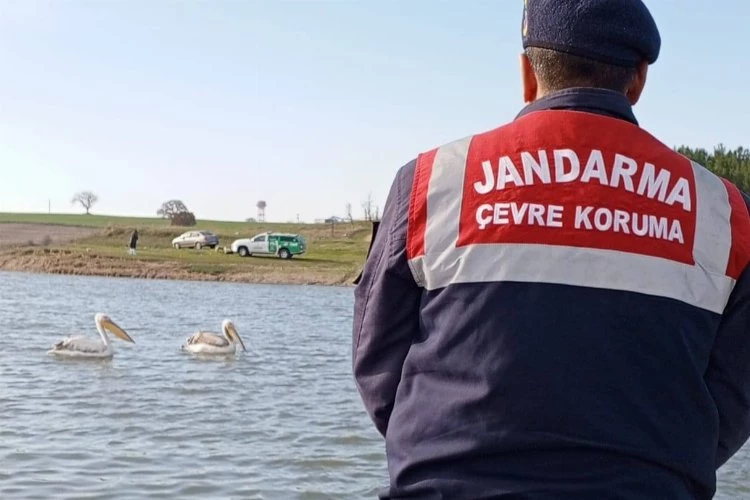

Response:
(352, 0), (750, 498)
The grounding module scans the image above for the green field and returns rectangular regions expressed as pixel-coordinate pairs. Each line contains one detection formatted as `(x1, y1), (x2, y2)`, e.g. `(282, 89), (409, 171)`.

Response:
(0, 212), (317, 232)
(0, 212), (373, 285)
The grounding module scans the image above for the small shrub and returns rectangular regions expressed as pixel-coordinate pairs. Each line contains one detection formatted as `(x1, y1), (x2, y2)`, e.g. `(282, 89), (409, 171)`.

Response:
(170, 212), (197, 227)
(41, 235), (53, 246)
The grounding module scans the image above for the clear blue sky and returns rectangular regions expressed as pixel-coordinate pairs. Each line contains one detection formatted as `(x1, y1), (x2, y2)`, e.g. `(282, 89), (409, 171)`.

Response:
(1, 0), (747, 222)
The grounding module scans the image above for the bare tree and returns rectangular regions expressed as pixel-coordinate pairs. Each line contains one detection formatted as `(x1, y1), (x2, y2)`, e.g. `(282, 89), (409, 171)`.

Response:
(361, 192), (375, 221)
(71, 191), (98, 215)
(374, 204), (381, 221)
(345, 202), (353, 224)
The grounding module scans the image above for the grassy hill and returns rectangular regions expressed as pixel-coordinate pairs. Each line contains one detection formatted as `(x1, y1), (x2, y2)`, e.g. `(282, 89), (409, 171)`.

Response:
(0, 213), (373, 286)
(0, 212), (314, 232)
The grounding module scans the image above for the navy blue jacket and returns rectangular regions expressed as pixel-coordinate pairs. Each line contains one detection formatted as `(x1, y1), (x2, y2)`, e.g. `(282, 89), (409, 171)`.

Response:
(352, 88), (750, 499)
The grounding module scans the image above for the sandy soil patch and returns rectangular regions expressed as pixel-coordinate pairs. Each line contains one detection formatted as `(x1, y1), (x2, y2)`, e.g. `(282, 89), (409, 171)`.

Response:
(0, 223), (98, 246)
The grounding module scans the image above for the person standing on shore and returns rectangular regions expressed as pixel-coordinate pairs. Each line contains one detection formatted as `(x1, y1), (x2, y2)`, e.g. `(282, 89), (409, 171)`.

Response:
(352, 0), (750, 498)
(128, 229), (138, 256)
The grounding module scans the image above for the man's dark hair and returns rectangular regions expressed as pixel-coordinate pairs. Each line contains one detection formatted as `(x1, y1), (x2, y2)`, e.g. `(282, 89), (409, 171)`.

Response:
(525, 47), (638, 93)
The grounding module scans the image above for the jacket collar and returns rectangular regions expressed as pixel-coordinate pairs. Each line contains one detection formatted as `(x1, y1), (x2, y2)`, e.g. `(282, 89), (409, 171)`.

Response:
(516, 87), (638, 126)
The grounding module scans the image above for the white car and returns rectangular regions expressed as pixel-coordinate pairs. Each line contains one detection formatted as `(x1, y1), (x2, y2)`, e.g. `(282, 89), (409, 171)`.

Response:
(171, 230), (219, 250)
(230, 232), (306, 259)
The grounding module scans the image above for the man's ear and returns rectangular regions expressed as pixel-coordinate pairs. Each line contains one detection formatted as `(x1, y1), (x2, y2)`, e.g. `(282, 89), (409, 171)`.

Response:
(520, 52), (539, 103)
(625, 61), (649, 105)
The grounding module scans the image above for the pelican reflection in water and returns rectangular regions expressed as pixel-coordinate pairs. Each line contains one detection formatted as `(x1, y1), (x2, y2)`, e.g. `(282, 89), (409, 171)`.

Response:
(182, 319), (246, 355)
(48, 313), (135, 358)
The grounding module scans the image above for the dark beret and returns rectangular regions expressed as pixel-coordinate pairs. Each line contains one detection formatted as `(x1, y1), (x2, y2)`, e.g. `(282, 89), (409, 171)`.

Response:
(521, 0), (661, 67)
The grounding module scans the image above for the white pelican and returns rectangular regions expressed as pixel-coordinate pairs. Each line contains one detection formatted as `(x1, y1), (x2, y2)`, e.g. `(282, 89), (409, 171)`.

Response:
(182, 319), (246, 354)
(48, 313), (135, 358)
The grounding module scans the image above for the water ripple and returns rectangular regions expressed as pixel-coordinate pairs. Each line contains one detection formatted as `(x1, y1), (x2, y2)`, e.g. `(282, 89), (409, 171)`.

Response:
(4, 270), (746, 498)
(0, 271), (386, 499)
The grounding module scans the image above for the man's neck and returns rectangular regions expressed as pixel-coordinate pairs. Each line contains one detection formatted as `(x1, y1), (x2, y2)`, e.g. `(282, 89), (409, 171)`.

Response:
(517, 87), (639, 125)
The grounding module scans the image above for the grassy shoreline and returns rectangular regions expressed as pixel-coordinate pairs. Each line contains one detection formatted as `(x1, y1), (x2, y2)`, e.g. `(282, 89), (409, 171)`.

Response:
(0, 213), (372, 286)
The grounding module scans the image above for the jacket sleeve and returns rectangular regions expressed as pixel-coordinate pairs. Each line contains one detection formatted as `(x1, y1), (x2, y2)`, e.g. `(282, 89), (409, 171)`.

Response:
(706, 193), (750, 468)
(352, 160), (422, 437)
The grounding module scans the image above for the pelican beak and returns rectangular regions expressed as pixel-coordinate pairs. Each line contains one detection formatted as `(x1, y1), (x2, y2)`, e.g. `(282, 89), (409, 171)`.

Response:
(227, 324), (246, 352)
(103, 318), (135, 343)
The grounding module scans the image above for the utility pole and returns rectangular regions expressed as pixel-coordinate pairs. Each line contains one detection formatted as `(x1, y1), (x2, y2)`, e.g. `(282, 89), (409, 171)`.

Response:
(48, 199), (51, 214)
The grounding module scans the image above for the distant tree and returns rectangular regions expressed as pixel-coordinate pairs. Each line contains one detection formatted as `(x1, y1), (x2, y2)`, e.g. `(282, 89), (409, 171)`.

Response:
(157, 199), (196, 227)
(361, 192), (376, 221)
(71, 191), (98, 215)
(157, 199), (189, 219)
(677, 144), (750, 192)
(345, 202), (353, 224)
(246, 217), (257, 223)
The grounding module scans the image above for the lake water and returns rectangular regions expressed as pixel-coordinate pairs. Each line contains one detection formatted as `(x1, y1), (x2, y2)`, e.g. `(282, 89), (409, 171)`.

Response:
(0, 271), (384, 499)
(0, 270), (747, 499)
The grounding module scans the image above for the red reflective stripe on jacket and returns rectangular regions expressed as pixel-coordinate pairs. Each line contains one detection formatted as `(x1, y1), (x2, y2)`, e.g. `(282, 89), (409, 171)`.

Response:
(722, 178), (750, 279)
(406, 148), (437, 260)
(406, 110), (738, 314)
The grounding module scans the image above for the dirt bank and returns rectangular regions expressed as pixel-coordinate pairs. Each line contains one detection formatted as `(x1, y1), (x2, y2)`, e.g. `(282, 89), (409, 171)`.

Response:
(0, 222), (364, 286)
(0, 247), (356, 286)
